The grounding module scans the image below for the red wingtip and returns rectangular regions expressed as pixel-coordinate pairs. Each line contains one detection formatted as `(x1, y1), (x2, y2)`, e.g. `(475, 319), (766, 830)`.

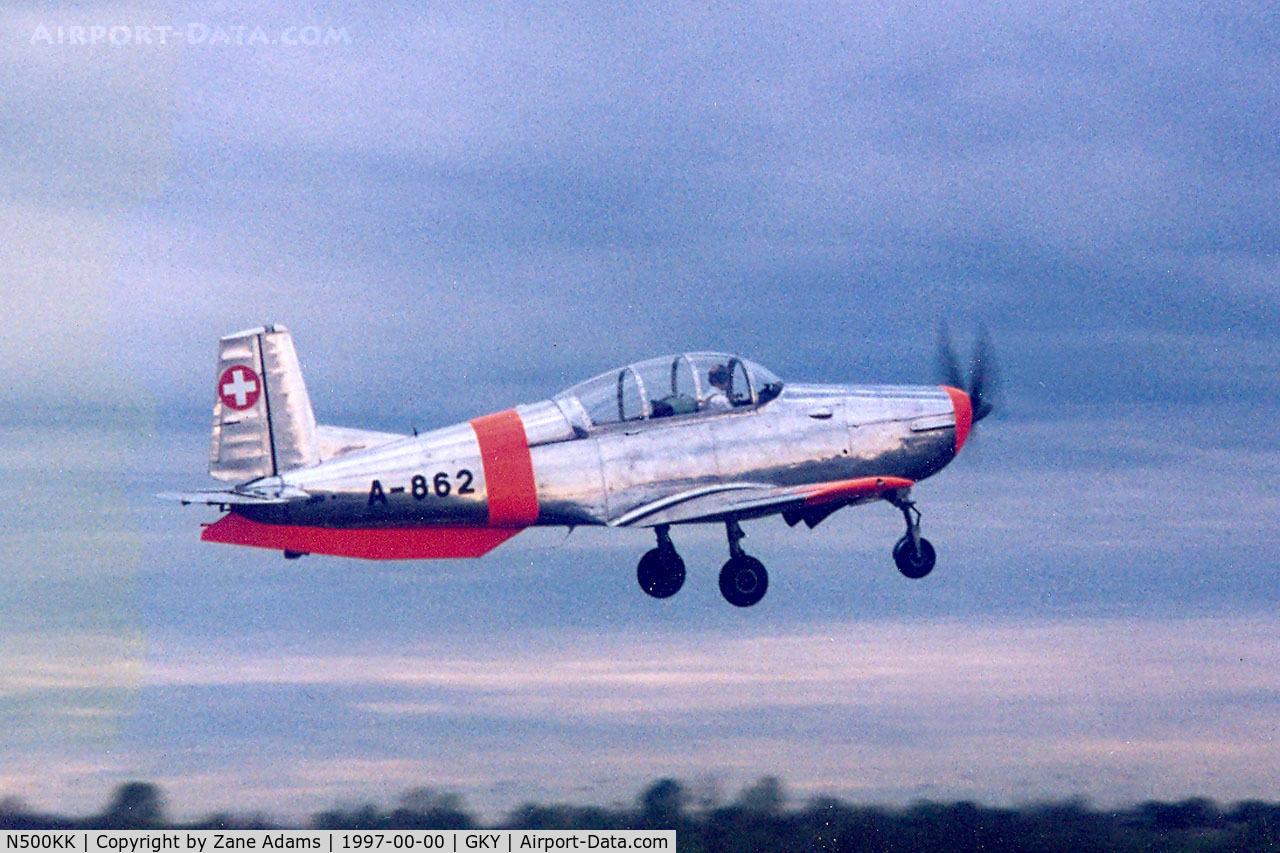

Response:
(942, 386), (973, 454)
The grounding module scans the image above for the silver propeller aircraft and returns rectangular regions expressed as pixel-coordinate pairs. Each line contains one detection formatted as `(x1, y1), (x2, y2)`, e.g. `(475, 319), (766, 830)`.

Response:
(163, 325), (995, 607)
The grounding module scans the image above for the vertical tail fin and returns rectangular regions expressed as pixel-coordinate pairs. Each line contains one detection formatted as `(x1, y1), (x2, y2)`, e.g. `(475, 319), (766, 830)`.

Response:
(209, 324), (319, 482)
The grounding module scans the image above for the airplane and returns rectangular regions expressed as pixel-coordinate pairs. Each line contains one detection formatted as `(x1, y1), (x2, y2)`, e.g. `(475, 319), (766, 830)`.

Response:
(162, 324), (996, 607)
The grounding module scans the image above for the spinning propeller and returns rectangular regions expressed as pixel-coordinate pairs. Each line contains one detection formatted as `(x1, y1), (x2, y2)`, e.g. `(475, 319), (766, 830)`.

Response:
(937, 324), (999, 423)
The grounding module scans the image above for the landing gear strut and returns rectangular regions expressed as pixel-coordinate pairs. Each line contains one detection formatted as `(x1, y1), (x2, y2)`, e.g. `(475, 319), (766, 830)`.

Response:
(887, 493), (936, 579)
(719, 518), (769, 607)
(636, 524), (686, 599)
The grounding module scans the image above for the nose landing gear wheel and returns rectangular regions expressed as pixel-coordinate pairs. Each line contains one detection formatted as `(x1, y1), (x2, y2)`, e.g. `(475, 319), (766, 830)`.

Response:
(893, 535), (936, 579)
(637, 547), (686, 598)
(719, 555), (768, 607)
(886, 491), (937, 579)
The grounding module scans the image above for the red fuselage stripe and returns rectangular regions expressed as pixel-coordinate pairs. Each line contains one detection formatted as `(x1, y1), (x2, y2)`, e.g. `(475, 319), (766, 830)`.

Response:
(470, 409), (539, 526)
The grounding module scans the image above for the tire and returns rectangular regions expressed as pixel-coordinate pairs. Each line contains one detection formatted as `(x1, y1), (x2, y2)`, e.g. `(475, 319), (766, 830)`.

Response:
(637, 547), (686, 599)
(893, 535), (936, 579)
(719, 555), (769, 607)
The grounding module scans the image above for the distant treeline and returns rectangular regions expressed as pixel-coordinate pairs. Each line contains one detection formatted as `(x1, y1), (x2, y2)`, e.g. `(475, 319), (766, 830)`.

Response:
(4, 777), (1280, 852)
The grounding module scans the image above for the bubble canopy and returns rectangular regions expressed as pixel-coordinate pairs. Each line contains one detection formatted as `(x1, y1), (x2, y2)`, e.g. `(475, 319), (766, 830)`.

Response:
(553, 353), (784, 431)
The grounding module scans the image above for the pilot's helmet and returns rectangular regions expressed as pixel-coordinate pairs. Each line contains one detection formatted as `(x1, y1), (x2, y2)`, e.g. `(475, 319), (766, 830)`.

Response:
(709, 364), (730, 389)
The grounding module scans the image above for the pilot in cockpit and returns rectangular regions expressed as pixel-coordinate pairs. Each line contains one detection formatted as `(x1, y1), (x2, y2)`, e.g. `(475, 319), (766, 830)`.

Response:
(704, 364), (734, 411)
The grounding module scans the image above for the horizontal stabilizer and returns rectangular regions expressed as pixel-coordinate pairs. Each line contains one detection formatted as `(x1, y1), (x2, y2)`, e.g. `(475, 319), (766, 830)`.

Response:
(610, 476), (914, 527)
(201, 513), (524, 559)
(315, 424), (405, 460)
(157, 488), (306, 506)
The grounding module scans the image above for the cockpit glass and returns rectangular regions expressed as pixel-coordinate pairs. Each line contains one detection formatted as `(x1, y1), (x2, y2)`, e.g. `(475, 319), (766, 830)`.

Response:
(638, 355), (699, 418)
(554, 352), (783, 430)
(672, 356), (699, 402)
(566, 371), (629, 426)
(618, 367), (646, 421)
(729, 359), (751, 405)
(750, 362), (784, 405)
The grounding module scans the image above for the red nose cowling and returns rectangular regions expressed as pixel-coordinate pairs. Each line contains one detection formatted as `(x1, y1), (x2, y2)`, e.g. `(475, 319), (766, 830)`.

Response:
(941, 386), (973, 454)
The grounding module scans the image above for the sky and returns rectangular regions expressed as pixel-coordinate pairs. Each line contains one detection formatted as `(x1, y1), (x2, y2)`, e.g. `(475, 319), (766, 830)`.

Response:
(2, 0), (1279, 823)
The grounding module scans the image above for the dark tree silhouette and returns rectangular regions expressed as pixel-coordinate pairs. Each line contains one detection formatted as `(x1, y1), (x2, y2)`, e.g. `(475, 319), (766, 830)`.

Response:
(4, 775), (1280, 850)
(99, 782), (166, 829)
(388, 788), (473, 829)
(0, 797), (27, 820)
(736, 775), (786, 816)
(638, 778), (685, 827)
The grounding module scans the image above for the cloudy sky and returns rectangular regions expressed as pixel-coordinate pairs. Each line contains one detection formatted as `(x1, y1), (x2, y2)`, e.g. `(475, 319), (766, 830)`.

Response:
(2, 0), (1278, 822)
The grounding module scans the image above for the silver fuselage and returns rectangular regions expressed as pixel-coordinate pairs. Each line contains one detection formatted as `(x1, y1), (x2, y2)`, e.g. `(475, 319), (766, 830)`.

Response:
(239, 384), (959, 529)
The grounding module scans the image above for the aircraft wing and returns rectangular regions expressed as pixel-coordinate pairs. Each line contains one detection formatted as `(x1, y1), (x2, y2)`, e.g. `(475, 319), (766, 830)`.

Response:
(609, 476), (914, 528)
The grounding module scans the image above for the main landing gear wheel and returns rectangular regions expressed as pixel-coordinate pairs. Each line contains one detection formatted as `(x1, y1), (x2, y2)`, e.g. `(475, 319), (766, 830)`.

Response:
(637, 548), (686, 598)
(893, 535), (936, 579)
(719, 555), (768, 607)
(718, 518), (768, 607)
(637, 524), (685, 599)
(886, 491), (936, 579)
